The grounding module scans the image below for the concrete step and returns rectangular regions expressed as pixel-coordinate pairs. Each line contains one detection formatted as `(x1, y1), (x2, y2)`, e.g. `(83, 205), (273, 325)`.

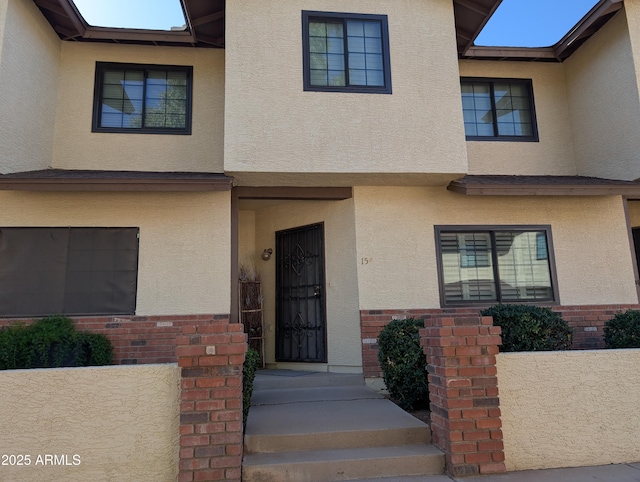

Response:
(242, 444), (445, 482)
(245, 389), (431, 453)
(350, 476), (453, 482)
(253, 370), (364, 390)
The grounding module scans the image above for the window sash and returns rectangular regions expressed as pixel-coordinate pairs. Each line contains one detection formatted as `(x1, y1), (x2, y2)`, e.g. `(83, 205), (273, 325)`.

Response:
(437, 227), (555, 305)
(93, 63), (192, 134)
(461, 78), (537, 141)
(303, 11), (391, 94)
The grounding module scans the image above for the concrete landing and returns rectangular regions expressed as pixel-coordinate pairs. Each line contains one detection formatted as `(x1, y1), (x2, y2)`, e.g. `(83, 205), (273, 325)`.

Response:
(242, 370), (444, 481)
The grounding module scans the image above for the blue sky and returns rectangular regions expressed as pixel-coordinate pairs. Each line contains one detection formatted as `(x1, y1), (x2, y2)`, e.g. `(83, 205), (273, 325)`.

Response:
(73, 0), (186, 31)
(476, 0), (599, 47)
(73, 0), (599, 47)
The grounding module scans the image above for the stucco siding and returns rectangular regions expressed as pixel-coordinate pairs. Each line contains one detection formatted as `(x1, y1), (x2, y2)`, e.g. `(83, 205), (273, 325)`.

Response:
(565, 10), (640, 180)
(459, 60), (576, 176)
(353, 187), (637, 310)
(224, 0), (468, 181)
(0, 0), (7, 61)
(0, 0), (60, 174)
(498, 350), (640, 471)
(239, 209), (257, 268)
(629, 200), (640, 227)
(52, 42), (224, 172)
(0, 191), (231, 315)
(252, 199), (362, 372)
(0, 364), (180, 481)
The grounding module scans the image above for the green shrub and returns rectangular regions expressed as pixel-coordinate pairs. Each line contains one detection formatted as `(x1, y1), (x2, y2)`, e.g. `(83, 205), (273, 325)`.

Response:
(0, 323), (31, 370)
(0, 315), (113, 370)
(480, 304), (572, 352)
(377, 318), (429, 411)
(242, 348), (260, 426)
(604, 310), (640, 348)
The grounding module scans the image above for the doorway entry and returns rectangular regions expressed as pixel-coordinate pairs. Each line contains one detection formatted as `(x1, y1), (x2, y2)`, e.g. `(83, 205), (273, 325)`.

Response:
(275, 223), (327, 362)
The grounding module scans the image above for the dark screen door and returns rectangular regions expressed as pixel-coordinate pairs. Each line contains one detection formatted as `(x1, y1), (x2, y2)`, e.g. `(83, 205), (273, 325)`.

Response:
(275, 223), (327, 362)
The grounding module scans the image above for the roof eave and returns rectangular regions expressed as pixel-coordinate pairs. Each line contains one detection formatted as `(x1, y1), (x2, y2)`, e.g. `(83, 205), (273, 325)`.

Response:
(0, 170), (233, 192)
(448, 177), (640, 197)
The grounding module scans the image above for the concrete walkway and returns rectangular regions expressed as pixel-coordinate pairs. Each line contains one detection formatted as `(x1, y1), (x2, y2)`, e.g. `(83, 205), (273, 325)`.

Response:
(362, 462), (640, 481)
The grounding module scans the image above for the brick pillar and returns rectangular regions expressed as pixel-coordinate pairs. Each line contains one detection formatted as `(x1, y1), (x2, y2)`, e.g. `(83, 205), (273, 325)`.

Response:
(176, 318), (246, 482)
(421, 316), (506, 477)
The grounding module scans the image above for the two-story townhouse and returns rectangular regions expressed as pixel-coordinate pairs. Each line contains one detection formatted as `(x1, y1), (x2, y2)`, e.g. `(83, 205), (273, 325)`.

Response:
(2, 0), (640, 380)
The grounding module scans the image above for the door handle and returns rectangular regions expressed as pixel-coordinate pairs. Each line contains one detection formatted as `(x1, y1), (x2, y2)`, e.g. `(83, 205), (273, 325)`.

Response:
(314, 285), (321, 298)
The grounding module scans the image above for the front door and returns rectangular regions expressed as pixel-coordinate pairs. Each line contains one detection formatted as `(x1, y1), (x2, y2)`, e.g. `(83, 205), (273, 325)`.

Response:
(275, 223), (327, 362)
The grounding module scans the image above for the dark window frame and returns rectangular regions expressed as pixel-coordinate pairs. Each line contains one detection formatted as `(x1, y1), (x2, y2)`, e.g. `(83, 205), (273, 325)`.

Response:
(434, 225), (559, 307)
(92, 62), (193, 135)
(302, 10), (392, 94)
(461, 77), (539, 142)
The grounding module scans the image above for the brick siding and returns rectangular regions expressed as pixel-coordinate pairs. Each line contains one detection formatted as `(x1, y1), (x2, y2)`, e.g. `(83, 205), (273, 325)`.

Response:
(361, 304), (640, 378)
(0, 314), (232, 365)
(177, 318), (246, 482)
(422, 316), (505, 476)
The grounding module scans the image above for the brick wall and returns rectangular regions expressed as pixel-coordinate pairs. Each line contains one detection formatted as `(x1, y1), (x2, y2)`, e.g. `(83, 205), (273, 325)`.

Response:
(0, 314), (247, 482)
(0, 314), (231, 365)
(422, 315), (505, 477)
(177, 319), (246, 482)
(361, 304), (640, 378)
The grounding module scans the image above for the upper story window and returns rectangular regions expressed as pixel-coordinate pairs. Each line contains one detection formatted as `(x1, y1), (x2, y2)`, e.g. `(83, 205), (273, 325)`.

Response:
(302, 11), (392, 94)
(92, 62), (192, 134)
(435, 226), (558, 306)
(461, 78), (538, 141)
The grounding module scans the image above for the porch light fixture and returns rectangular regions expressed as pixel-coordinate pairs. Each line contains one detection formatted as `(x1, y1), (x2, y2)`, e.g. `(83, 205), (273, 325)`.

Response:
(261, 248), (273, 261)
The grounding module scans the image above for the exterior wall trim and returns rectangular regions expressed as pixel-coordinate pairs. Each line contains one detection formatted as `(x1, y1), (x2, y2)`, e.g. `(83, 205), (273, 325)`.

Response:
(0, 170), (233, 192)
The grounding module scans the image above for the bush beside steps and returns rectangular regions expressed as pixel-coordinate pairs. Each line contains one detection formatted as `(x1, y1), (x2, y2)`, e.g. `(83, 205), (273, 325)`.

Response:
(377, 317), (429, 411)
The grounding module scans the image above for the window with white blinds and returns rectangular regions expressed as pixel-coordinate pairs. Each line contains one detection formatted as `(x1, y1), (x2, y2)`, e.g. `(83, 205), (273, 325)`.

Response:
(436, 226), (557, 305)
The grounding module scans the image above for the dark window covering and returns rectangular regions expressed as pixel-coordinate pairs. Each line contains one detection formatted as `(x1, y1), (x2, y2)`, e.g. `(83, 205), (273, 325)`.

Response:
(0, 227), (139, 317)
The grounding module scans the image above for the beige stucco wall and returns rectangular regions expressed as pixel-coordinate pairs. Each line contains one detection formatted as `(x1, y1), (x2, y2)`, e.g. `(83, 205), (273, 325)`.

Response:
(497, 350), (640, 471)
(565, 10), (640, 180)
(458, 61), (576, 176)
(0, 190), (230, 315)
(252, 199), (362, 372)
(353, 187), (638, 309)
(628, 200), (640, 226)
(239, 210), (257, 268)
(0, 0), (7, 59)
(0, 364), (180, 481)
(52, 42), (224, 172)
(224, 0), (468, 182)
(0, 0), (60, 174)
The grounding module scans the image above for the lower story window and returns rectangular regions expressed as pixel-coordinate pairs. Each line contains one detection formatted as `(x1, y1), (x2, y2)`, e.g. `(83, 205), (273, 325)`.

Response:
(435, 226), (557, 305)
(0, 227), (139, 317)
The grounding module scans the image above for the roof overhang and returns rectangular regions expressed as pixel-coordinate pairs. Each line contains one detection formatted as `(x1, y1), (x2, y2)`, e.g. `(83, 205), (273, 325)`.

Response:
(454, 0), (503, 57)
(34, 0), (225, 48)
(34, 0), (624, 61)
(460, 0), (624, 62)
(0, 170), (233, 192)
(448, 175), (640, 197)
